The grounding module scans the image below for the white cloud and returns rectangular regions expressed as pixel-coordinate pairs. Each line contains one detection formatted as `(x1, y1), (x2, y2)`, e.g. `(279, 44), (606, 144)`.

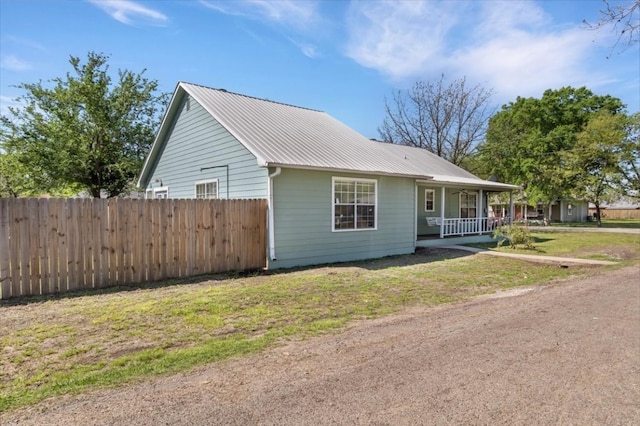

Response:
(344, 1), (461, 78)
(200, 0), (320, 31)
(450, 1), (604, 101)
(452, 28), (600, 101)
(89, 0), (168, 26)
(288, 38), (319, 58)
(344, 0), (613, 104)
(5, 36), (46, 51)
(201, 0), (322, 57)
(0, 55), (33, 71)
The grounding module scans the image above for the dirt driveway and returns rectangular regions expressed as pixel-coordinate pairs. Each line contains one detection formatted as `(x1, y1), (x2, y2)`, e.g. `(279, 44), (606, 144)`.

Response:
(3, 265), (639, 425)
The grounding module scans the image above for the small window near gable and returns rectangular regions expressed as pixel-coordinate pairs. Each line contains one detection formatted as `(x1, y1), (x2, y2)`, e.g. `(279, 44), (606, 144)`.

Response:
(147, 187), (169, 199)
(154, 188), (168, 199)
(425, 189), (435, 212)
(332, 177), (377, 231)
(195, 180), (218, 199)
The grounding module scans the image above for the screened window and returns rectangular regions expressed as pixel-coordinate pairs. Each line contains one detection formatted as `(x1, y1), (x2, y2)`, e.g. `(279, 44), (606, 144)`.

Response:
(333, 178), (377, 231)
(195, 180), (218, 199)
(425, 189), (435, 212)
(460, 192), (477, 218)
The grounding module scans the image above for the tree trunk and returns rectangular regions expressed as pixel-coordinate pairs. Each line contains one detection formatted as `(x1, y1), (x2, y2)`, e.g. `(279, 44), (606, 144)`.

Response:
(595, 202), (602, 227)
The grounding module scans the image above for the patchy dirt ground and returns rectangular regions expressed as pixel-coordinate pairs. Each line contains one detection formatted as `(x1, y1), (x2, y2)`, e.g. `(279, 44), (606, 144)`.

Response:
(2, 263), (639, 425)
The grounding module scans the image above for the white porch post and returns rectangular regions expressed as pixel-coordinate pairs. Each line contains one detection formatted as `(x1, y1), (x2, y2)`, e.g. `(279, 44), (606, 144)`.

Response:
(440, 186), (445, 238)
(509, 191), (514, 225)
(478, 189), (483, 235)
(414, 183), (418, 243)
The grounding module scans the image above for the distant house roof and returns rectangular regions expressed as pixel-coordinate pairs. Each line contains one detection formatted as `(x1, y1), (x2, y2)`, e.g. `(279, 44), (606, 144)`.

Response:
(589, 197), (640, 210)
(139, 82), (518, 191)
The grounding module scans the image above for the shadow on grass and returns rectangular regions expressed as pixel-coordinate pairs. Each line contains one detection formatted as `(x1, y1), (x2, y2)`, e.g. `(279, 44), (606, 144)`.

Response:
(0, 248), (475, 307)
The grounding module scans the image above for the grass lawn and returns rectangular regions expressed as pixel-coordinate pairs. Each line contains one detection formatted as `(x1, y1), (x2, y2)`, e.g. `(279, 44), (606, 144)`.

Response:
(1, 232), (639, 413)
(469, 231), (640, 262)
(549, 219), (640, 229)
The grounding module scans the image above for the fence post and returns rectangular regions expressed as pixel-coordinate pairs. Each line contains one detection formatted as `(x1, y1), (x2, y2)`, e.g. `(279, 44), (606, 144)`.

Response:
(0, 199), (10, 299)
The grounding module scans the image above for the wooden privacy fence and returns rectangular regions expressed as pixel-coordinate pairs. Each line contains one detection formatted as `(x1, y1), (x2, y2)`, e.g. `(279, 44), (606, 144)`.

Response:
(0, 198), (267, 299)
(588, 208), (640, 220)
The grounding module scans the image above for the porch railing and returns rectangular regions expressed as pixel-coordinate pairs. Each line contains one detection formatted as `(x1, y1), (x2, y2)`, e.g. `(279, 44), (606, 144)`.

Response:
(440, 216), (510, 237)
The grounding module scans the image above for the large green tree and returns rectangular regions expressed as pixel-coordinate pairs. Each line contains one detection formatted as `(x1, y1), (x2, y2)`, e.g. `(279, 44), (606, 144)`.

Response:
(479, 86), (625, 217)
(619, 112), (640, 195)
(0, 151), (32, 197)
(0, 52), (167, 198)
(563, 111), (628, 225)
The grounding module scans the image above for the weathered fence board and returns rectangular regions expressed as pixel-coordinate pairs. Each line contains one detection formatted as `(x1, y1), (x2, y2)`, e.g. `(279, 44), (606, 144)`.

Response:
(0, 198), (267, 299)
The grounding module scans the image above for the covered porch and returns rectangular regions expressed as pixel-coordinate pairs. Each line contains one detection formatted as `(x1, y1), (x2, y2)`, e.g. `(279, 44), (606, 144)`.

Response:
(415, 181), (516, 246)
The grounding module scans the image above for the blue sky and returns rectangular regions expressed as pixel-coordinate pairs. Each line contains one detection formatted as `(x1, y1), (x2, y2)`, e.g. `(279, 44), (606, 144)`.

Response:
(1, 0), (638, 138)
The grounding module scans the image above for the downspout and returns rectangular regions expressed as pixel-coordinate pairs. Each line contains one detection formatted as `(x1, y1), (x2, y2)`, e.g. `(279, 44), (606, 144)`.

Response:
(268, 167), (282, 261)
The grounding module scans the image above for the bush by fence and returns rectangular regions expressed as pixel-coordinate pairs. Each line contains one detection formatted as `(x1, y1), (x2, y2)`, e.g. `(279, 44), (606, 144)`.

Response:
(0, 198), (267, 299)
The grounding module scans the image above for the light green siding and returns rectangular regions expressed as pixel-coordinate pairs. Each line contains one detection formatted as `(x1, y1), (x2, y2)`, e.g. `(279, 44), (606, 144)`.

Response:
(145, 95), (268, 199)
(269, 168), (416, 269)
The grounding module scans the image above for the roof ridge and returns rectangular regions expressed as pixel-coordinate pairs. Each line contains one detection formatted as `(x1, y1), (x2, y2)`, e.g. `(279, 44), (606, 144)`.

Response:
(179, 81), (324, 113)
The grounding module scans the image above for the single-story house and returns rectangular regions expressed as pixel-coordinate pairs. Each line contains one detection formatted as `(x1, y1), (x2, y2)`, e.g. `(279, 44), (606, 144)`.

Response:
(589, 198), (640, 220)
(491, 197), (589, 223)
(138, 82), (518, 269)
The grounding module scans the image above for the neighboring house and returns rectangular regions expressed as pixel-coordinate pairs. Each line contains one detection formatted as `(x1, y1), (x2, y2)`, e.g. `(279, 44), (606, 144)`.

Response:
(138, 82), (518, 269)
(589, 197), (640, 220)
(548, 199), (589, 223)
(491, 197), (589, 223)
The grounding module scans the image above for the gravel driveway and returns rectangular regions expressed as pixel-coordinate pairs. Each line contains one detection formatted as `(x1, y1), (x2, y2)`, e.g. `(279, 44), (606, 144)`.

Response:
(3, 265), (639, 425)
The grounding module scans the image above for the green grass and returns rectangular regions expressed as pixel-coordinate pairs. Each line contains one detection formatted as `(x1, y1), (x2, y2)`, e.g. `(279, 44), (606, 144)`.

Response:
(1, 233), (638, 413)
(548, 219), (640, 228)
(470, 231), (640, 263)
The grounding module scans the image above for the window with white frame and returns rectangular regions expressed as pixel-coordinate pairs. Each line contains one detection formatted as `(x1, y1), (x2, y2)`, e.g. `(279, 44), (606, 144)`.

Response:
(333, 177), (377, 231)
(567, 203), (573, 215)
(459, 192), (477, 218)
(195, 179), (218, 199)
(425, 189), (435, 212)
(147, 187), (169, 199)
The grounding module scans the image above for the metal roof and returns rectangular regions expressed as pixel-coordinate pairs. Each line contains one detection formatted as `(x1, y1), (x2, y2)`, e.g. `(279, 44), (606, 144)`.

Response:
(139, 82), (518, 191)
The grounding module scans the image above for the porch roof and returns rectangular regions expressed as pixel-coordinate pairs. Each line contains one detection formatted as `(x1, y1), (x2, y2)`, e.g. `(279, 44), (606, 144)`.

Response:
(419, 175), (519, 191)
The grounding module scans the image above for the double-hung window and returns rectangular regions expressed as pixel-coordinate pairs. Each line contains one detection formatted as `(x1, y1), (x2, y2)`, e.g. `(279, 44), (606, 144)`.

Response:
(459, 192), (477, 218)
(195, 179), (218, 199)
(425, 189), (435, 212)
(333, 177), (377, 231)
